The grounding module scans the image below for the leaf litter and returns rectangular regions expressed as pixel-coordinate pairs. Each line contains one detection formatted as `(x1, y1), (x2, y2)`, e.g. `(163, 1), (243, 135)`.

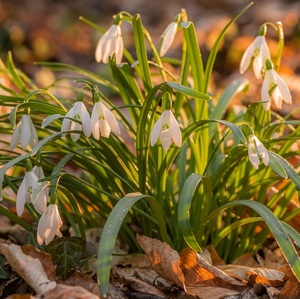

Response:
(0, 234), (299, 298)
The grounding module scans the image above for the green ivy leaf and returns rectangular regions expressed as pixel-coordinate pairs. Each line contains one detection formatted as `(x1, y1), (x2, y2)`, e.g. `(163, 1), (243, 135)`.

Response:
(46, 237), (95, 280)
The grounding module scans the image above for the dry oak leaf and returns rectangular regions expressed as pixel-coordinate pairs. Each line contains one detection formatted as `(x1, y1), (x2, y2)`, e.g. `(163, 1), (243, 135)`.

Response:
(136, 235), (246, 299)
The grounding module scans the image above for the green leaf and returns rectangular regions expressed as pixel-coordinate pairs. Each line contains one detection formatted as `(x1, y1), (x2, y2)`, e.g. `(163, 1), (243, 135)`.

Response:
(208, 199), (300, 282)
(97, 192), (170, 297)
(41, 114), (64, 128)
(132, 15), (152, 93)
(46, 237), (88, 280)
(167, 81), (211, 100)
(268, 151), (300, 196)
(203, 2), (253, 93)
(178, 173), (212, 252)
(181, 21), (204, 92)
(210, 79), (249, 119)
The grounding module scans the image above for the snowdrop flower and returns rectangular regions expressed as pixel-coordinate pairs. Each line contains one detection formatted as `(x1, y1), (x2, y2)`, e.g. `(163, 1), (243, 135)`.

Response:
(32, 165), (49, 214)
(261, 59), (292, 110)
(151, 110), (182, 151)
(248, 134), (269, 169)
(16, 170), (39, 216)
(37, 204), (63, 245)
(240, 25), (270, 79)
(160, 21), (178, 57)
(10, 115), (38, 151)
(61, 100), (91, 142)
(95, 24), (123, 64)
(91, 101), (120, 139)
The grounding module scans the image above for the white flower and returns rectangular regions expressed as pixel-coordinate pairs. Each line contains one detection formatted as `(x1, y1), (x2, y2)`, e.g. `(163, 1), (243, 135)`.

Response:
(10, 115), (38, 151)
(240, 35), (270, 79)
(91, 101), (120, 139)
(16, 170), (39, 216)
(31, 165), (49, 214)
(61, 101), (91, 142)
(248, 134), (269, 169)
(37, 204), (63, 245)
(160, 22), (178, 57)
(150, 110), (182, 151)
(95, 24), (123, 64)
(261, 67), (292, 111)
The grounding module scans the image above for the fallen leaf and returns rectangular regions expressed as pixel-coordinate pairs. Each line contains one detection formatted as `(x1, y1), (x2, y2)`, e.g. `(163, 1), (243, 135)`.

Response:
(0, 241), (56, 294)
(137, 235), (246, 299)
(219, 264), (285, 287)
(278, 265), (300, 299)
(125, 277), (167, 298)
(59, 270), (101, 297)
(22, 244), (56, 280)
(22, 244), (101, 297)
(180, 247), (245, 289)
(136, 234), (186, 290)
(35, 284), (99, 299)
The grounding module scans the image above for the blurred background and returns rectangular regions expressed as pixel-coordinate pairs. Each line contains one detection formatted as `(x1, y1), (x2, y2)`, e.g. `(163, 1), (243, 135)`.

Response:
(0, 0), (300, 105)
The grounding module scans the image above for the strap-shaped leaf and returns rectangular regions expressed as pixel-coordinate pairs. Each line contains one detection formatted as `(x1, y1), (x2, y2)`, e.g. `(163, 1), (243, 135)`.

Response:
(268, 151), (300, 196)
(97, 192), (170, 297)
(208, 199), (300, 282)
(167, 81), (211, 100)
(178, 173), (212, 252)
(132, 15), (152, 93)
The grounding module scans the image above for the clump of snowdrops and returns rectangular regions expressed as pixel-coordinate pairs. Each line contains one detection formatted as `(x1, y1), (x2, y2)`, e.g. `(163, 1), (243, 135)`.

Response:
(1, 3), (300, 297)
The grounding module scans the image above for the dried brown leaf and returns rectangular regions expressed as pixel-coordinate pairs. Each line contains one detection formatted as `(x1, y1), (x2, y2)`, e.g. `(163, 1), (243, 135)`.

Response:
(136, 234), (186, 290)
(179, 248), (245, 289)
(125, 277), (167, 298)
(278, 265), (300, 299)
(0, 242), (56, 294)
(35, 284), (99, 299)
(22, 244), (100, 296)
(22, 244), (56, 280)
(219, 264), (285, 287)
(59, 270), (101, 297)
(185, 285), (241, 299)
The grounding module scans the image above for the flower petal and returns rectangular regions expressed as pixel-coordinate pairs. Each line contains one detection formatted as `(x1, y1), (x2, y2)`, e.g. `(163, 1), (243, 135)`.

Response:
(169, 112), (182, 147)
(273, 72), (292, 105)
(10, 122), (21, 151)
(103, 105), (120, 135)
(160, 22), (178, 57)
(160, 128), (172, 151)
(99, 119), (111, 138)
(240, 40), (256, 74)
(150, 114), (163, 146)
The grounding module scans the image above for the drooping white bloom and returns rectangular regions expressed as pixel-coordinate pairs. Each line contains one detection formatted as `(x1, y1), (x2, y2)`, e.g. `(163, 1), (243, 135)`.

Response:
(32, 165), (49, 214)
(240, 35), (270, 79)
(248, 134), (269, 169)
(10, 115), (38, 151)
(91, 101), (120, 139)
(16, 170), (39, 216)
(37, 204), (63, 245)
(160, 22), (178, 57)
(95, 24), (123, 64)
(150, 110), (182, 151)
(261, 66), (292, 111)
(61, 101), (91, 142)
